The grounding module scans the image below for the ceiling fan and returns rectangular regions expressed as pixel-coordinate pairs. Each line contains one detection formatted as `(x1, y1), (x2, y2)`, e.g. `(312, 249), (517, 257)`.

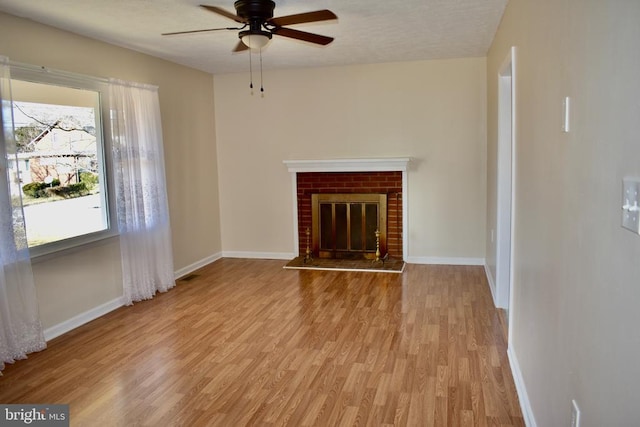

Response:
(162, 1), (338, 52)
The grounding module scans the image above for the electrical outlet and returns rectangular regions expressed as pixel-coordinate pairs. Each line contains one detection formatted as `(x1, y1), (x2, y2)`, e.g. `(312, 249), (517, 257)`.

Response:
(571, 399), (581, 427)
(491, 229), (495, 243)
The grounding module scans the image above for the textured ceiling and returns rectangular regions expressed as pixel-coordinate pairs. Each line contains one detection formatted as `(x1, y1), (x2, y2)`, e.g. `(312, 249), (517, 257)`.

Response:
(0, 0), (508, 75)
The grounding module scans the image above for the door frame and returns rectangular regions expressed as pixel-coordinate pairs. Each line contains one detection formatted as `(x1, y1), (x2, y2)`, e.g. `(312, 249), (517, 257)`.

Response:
(496, 46), (517, 343)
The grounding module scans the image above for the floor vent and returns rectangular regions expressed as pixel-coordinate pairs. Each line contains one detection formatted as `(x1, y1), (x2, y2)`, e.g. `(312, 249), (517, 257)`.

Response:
(179, 274), (199, 282)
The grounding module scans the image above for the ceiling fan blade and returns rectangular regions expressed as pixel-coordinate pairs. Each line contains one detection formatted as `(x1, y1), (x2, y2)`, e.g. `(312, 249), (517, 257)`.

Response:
(200, 5), (247, 24)
(272, 27), (334, 46)
(233, 40), (249, 52)
(269, 10), (337, 27)
(162, 27), (239, 36)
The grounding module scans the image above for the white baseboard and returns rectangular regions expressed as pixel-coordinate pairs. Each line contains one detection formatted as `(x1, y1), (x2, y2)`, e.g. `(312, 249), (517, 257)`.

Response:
(174, 252), (222, 279)
(484, 264), (497, 305)
(507, 346), (537, 427)
(405, 256), (485, 266)
(44, 296), (125, 342)
(222, 251), (295, 260)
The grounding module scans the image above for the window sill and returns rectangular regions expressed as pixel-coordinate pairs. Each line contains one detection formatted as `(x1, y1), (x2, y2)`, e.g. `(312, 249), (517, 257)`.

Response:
(30, 229), (120, 263)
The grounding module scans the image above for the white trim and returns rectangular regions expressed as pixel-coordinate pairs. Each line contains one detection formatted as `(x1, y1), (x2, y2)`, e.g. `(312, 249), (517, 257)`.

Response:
(484, 263), (497, 303)
(44, 296), (125, 342)
(507, 46), (518, 346)
(222, 251), (295, 260)
(8, 59), (109, 85)
(284, 158), (411, 260)
(283, 157), (410, 173)
(174, 252), (222, 279)
(507, 347), (537, 427)
(291, 172), (300, 257)
(402, 169), (409, 260)
(405, 256), (485, 266)
(495, 46), (517, 311)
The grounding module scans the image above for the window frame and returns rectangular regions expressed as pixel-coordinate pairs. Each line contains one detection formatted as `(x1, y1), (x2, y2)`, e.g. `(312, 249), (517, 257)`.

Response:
(8, 63), (118, 258)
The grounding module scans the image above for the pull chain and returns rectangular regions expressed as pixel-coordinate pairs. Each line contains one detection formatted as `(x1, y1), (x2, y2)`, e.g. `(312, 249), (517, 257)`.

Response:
(259, 47), (265, 95)
(247, 46), (264, 96)
(249, 48), (254, 93)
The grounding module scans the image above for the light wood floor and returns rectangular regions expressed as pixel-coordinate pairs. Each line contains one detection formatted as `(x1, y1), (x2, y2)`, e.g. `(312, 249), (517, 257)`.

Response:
(0, 259), (524, 426)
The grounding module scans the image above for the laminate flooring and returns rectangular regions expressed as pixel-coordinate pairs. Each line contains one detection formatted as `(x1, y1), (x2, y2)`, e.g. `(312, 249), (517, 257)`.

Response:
(0, 259), (524, 426)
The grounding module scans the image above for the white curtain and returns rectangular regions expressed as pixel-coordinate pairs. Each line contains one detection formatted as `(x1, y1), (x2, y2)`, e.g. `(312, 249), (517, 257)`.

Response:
(109, 79), (175, 305)
(0, 57), (46, 373)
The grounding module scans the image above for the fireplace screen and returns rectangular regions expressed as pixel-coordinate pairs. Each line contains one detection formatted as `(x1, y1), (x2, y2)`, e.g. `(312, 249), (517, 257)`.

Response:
(312, 194), (387, 259)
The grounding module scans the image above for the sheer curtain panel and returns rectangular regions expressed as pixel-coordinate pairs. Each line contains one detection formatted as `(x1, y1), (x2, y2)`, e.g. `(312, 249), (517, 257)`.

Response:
(0, 57), (46, 373)
(109, 79), (175, 305)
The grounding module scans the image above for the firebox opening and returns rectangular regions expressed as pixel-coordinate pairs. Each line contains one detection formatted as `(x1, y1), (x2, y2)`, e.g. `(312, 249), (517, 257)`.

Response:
(312, 193), (387, 260)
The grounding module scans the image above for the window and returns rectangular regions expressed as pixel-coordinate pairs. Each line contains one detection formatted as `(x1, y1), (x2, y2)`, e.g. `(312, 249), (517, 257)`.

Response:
(8, 65), (115, 256)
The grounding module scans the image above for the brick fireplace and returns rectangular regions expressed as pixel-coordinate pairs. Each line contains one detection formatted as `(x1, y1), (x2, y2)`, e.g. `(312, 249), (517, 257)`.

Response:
(284, 158), (410, 261)
(298, 171), (402, 258)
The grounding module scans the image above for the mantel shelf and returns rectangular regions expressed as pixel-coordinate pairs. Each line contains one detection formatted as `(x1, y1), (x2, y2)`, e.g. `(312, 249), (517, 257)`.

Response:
(283, 158), (410, 173)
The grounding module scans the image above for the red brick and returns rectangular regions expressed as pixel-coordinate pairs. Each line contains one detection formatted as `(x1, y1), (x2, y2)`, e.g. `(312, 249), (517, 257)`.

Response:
(295, 171), (404, 258)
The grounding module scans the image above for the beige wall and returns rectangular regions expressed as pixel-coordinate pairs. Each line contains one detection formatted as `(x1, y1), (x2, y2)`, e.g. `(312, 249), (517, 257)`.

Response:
(0, 12), (221, 329)
(487, 0), (640, 425)
(214, 58), (487, 261)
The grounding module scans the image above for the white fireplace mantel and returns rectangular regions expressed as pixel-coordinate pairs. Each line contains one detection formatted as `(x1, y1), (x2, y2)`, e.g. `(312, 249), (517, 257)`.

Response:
(284, 157), (410, 260)
(284, 157), (410, 173)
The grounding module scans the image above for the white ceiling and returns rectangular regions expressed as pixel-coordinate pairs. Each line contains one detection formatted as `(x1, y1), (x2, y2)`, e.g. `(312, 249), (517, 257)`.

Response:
(0, 0), (508, 75)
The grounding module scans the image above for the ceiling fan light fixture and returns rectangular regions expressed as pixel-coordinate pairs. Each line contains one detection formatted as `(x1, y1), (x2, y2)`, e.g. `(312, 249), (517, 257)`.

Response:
(240, 31), (272, 49)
